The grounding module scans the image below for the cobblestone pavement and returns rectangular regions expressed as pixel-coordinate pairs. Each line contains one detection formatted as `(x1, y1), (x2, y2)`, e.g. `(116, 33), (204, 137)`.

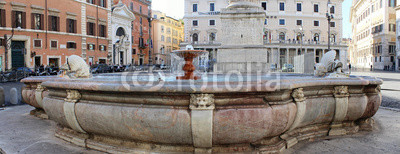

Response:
(0, 105), (399, 153)
(352, 71), (400, 109)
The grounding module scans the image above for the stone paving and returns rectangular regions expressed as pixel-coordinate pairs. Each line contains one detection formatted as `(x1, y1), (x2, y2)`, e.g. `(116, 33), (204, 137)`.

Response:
(352, 71), (400, 109)
(0, 105), (399, 153)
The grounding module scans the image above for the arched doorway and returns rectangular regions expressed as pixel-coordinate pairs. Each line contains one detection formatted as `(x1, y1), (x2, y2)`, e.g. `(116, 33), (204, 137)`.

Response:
(313, 33), (320, 42)
(192, 33), (198, 43)
(279, 32), (285, 41)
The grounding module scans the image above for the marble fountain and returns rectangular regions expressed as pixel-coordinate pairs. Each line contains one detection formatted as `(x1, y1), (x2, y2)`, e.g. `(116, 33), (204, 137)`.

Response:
(21, 50), (382, 153)
(20, 1), (382, 153)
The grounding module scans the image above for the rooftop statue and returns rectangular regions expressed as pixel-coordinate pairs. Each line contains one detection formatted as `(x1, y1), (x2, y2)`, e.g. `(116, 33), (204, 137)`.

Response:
(314, 50), (349, 78)
(60, 55), (91, 79)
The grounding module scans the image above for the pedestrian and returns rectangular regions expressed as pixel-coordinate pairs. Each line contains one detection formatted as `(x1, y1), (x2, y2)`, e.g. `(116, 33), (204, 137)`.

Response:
(370, 65), (373, 71)
(349, 63), (352, 74)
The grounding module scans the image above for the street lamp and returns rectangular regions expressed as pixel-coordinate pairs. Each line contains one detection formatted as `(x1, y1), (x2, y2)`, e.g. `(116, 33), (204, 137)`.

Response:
(326, 0), (334, 51)
(3, 27), (20, 71)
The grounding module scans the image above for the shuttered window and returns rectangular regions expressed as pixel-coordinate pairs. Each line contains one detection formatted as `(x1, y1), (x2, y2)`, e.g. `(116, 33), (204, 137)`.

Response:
(31, 13), (44, 30)
(99, 24), (106, 37)
(0, 9), (5, 27)
(67, 19), (77, 33)
(12, 11), (26, 28)
(48, 15), (60, 31)
(87, 22), (95, 36)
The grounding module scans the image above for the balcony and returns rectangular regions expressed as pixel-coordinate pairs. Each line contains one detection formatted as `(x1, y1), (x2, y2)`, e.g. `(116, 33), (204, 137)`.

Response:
(264, 39), (347, 47)
(180, 41), (222, 47)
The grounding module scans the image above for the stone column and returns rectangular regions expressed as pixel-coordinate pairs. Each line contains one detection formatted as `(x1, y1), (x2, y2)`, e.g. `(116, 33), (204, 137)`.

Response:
(190, 94), (215, 153)
(63, 90), (86, 134)
(329, 86), (350, 136)
(286, 48), (289, 64)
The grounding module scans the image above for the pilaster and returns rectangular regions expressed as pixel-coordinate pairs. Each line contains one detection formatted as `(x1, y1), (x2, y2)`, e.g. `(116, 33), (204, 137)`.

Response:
(190, 94), (215, 152)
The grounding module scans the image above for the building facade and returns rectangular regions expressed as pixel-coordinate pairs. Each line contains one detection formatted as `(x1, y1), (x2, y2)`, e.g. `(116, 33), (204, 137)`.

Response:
(118, 0), (151, 66)
(0, 0), (112, 71)
(111, 1), (135, 65)
(350, 0), (397, 70)
(396, 0), (400, 71)
(182, 0), (348, 71)
(151, 10), (184, 66)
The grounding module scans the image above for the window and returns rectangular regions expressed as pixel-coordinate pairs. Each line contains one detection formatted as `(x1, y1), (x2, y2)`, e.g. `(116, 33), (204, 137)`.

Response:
(330, 6), (335, 14)
(279, 2), (285, 11)
(389, 24), (396, 32)
(279, 32), (285, 40)
(67, 42), (77, 49)
(209, 33), (216, 42)
(210, 3), (215, 11)
(297, 3), (302, 12)
(330, 34), (336, 43)
(209, 20), (215, 26)
(99, 25), (106, 37)
(261, 2), (267, 10)
(130, 2), (133, 11)
(132, 48), (136, 54)
(139, 6), (142, 14)
(389, 0), (396, 7)
(279, 19), (285, 25)
(50, 40), (58, 49)
(192, 33), (198, 42)
(314, 33), (320, 42)
(161, 35), (165, 42)
(193, 4), (198, 12)
(140, 17), (142, 25)
(161, 25), (164, 33)
(99, 0), (106, 7)
(314, 4), (319, 13)
(49, 15), (59, 31)
(87, 22), (95, 36)
(330, 22), (335, 27)
(67, 19), (76, 33)
(87, 43), (96, 50)
(0, 9), (5, 27)
(264, 19), (267, 25)
(193, 20), (198, 26)
(314, 20), (319, 26)
(87, 0), (95, 4)
(389, 45), (396, 54)
(13, 11), (25, 28)
(31, 13), (43, 30)
(33, 40), (42, 48)
(296, 20), (302, 26)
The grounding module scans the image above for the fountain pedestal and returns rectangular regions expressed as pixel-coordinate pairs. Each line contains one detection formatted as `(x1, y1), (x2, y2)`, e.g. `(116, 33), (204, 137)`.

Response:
(173, 50), (207, 80)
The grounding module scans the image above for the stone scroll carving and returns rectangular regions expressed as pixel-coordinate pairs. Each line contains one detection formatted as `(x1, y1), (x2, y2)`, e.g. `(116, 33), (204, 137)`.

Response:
(63, 90), (86, 133)
(334, 86), (349, 97)
(64, 90), (82, 103)
(190, 94), (215, 110)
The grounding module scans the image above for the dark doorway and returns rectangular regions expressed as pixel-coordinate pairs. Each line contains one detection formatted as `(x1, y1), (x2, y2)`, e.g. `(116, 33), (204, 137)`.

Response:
(34, 56), (41, 68)
(49, 58), (59, 67)
(11, 41), (25, 69)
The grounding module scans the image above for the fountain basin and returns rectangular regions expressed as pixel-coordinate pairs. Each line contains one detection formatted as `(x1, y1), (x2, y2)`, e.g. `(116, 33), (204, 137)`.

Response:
(21, 74), (382, 153)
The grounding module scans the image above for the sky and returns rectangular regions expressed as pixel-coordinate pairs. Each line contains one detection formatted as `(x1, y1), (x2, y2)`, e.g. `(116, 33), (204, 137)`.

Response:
(152, 0), (353, 38)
